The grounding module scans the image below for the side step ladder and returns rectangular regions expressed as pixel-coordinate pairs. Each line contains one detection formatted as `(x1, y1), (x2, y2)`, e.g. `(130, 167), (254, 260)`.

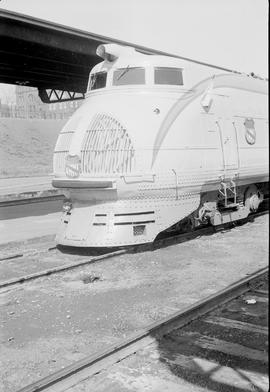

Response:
(210, 179), (249, 226)
(219, 179), (238, 208)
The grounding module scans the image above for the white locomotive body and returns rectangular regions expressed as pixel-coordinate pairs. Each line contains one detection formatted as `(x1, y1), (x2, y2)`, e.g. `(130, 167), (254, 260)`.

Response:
(52, 44), (268, 247)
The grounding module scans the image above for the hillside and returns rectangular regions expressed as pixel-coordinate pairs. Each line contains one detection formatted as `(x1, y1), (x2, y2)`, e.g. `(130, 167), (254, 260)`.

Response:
(0, 118), (66, 178)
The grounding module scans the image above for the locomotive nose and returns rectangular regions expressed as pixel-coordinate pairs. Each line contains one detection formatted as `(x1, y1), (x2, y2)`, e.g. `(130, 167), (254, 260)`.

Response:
(53, 111), (136, 178)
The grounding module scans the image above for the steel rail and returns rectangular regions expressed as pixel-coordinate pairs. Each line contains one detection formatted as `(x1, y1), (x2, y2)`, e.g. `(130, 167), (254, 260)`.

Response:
(0, 209), (268, 290)
(0, 225), (211, 290)
(0, 249), (126, 290)
(16, 266), (268, 392)
(0, 246), (56, 263)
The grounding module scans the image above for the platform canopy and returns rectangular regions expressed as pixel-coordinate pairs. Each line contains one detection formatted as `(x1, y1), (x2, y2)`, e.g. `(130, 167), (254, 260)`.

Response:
(0, 9), (234, 102)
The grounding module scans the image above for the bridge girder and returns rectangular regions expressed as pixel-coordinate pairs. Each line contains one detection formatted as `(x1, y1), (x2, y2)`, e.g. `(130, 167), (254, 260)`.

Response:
(0, 10), (112, 97)
(0, 10), (239, 103)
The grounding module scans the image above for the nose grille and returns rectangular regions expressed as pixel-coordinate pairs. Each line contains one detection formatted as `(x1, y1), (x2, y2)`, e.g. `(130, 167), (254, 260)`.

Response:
(81, 113), (135, 174)
(53, 131), (74, 174)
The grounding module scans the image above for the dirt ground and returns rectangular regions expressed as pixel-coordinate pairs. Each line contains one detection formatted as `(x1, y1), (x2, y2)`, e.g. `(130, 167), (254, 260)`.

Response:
(0, 214), (268, 392)
(0, 118), (65, 178)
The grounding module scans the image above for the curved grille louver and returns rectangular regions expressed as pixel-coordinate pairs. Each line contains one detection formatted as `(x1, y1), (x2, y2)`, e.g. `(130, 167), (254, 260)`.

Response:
(53, 131), (75, 174)
(81, 113), (135, 174)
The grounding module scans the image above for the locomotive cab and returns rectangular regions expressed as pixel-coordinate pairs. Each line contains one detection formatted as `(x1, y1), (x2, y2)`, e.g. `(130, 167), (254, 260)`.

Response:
(52, 44), (191, 247)
(53, 44), (188, 189)
(86, 45), (185, 95)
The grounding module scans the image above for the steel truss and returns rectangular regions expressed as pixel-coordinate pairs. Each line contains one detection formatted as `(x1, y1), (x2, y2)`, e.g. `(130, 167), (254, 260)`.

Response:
(38, 88), (85, 103)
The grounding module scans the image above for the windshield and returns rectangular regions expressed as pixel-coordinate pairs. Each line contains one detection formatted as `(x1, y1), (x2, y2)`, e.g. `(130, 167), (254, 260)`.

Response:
(113, 67), (145, 86)
(154, 67), (183, 85)
(88, 71), (107, 91)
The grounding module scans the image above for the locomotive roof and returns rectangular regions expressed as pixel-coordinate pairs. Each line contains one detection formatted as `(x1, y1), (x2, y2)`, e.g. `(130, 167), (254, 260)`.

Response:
(90, 44), (268, 83)
(91, 47), (186, 74)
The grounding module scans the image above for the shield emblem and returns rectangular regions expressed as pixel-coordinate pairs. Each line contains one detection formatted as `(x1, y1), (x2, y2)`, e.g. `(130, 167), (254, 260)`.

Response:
(244, 118), (256, 145)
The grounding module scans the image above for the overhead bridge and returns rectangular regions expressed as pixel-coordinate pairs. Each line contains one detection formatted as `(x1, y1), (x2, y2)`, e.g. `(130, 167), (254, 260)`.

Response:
(0, 9), (238, 103)
(0, 10), (120, 102)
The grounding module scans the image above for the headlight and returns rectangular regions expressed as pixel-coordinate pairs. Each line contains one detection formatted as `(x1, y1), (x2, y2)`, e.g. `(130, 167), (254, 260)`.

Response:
(63, 202), (72, 213)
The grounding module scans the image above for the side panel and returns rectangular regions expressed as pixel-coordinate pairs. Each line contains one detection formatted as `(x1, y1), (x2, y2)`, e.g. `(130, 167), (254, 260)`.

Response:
(216, 119), (238, 169)
(216, 88), (268, 174)
(236, 117), (269, 169)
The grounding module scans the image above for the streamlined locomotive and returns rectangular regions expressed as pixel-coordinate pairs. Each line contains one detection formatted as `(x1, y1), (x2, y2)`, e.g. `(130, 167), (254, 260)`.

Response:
(52, 44), (268, 247)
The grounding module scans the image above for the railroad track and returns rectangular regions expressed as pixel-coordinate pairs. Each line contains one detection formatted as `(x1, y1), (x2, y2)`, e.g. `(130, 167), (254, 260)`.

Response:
(0, 208), (268, 290)
(16, 266), (268, 392)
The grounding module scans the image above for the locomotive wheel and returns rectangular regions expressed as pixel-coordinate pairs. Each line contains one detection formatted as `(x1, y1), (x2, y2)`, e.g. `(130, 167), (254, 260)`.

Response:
(244, 185), (263, 212)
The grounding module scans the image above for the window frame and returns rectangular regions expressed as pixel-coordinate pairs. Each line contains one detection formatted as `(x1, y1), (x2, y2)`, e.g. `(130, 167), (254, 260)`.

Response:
(112, 66), (146, 86)
(88, 71), (108, 91)
(154, 67), (184, 86)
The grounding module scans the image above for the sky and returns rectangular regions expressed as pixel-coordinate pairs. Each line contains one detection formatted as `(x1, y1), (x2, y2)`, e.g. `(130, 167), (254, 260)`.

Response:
(0, 0), (268, 102)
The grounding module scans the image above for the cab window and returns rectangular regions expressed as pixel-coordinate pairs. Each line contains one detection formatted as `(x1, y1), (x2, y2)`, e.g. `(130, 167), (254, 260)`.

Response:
(154, 67), (183, 85)
(113, 67), (145, 86)
(88, 71), (107, 91)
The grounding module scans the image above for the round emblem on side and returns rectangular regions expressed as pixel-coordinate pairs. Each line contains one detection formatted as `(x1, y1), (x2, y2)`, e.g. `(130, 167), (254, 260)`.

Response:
(65, 155), (81, 178)
(244, 118), (256, 145)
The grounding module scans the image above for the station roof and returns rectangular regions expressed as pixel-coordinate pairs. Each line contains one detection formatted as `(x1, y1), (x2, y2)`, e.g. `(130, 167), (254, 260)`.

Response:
(0, 10), (236, 95)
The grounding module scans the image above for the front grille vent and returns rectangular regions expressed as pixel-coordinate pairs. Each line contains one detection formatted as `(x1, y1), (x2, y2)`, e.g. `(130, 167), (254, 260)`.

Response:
(53, 131), (75, 174)
(81, 113), (135, 174)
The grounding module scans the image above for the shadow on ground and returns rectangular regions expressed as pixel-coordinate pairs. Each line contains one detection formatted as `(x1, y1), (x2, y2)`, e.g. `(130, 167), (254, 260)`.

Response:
(153, 288), (268, 392)
(56, 244), (121, 257)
